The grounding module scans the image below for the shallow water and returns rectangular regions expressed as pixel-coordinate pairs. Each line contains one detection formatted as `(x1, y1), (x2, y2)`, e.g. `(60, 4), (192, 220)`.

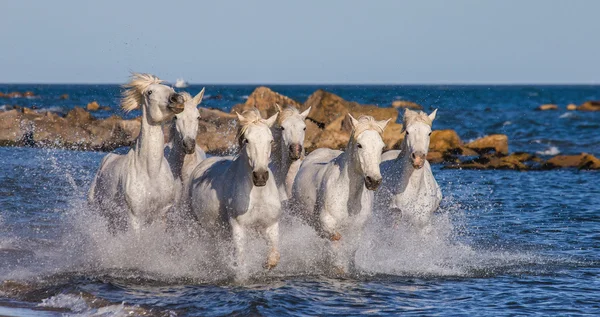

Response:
(1, 84), (600, 315)
(0, 146), (598, 316)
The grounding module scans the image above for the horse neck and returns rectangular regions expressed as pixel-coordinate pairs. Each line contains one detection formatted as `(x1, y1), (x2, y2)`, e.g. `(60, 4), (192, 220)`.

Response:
(271, 128), (290, 183)
(230, 148), (255, 189)
(338, 139), (366, 200)
(394, 137), (424, 189)
(166, 122), (185, 179)
(135, 103), (167, 174)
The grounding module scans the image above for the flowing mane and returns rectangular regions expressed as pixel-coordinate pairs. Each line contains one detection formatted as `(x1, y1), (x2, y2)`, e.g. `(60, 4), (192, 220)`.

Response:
(236, 108), (270, 147)
(121, 73), (164, 112)
(350, 115), (385, 140)
(403, 109), (433, 128)
(276, 105), (301, 126)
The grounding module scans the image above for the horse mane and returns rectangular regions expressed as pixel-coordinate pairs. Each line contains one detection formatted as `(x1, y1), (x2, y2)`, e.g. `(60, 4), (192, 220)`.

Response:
(121, 73), (164, 112)
(403, 109), (432, 128)
(236, 108), (270, 147)
(350, 115), (385, 141)
(276, 105), (301, 126)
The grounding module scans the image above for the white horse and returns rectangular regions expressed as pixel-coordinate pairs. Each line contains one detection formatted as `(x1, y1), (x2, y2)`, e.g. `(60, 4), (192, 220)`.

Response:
(164, 88), (207, 204)
(189, 108), (281, 271)
(270, 104), (311, 202)
(291, 114), (390, 272)
(88, 73), (185, 232)
(377, 109), (442, 231)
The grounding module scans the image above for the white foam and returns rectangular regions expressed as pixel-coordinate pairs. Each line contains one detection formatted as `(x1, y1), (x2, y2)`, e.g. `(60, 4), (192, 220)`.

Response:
(559, 112), (575, 119)
(537, 146), (560, 156)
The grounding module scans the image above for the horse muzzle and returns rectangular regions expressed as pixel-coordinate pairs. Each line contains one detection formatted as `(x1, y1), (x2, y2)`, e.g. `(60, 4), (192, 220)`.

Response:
(364, 175), (382, 191)
(411, 152), (426, 169)
(252, 169), (269, 187)
(167, 93), (185, 114)
(182, 138), (196, 154)
(288, 144), (303, 161)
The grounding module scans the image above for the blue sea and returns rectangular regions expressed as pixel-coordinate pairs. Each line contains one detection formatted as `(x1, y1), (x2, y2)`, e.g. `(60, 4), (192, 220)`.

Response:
(0, 85), (599, 316)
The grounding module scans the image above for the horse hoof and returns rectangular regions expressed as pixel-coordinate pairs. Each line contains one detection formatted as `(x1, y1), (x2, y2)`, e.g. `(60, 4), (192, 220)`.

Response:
(333, 266), (346, 276)
(330, 232), (342, 241)
(264, 252), (280, 270)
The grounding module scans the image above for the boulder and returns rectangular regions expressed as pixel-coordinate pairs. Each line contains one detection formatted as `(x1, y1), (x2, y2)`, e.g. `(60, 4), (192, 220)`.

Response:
(66, 107), (93, 125)
(381, 122), (404, 150)
(536, 104), (558, 111)
(310, 129), (349, 151)
(391, 100), (422, 110)
(304, 89), (398, 127)
(579, 154), (600, 170)
(230, 86), (301, 119)
(427, 151), (444, 164)
(465, 134), (508, 156)
(60, 94), (69, 100)
(577, 101), (600, 112)
(429, 130), (462, 153)
(86, 101), (100, 111)
(566, 103), (577, 111)
(543, 153), (600, 169)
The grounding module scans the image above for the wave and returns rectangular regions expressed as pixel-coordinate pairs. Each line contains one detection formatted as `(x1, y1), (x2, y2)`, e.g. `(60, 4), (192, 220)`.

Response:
(537, 146), (560, 156)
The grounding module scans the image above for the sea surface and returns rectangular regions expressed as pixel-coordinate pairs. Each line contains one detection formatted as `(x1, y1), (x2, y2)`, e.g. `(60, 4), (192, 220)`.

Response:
(0, 85), (599, 316)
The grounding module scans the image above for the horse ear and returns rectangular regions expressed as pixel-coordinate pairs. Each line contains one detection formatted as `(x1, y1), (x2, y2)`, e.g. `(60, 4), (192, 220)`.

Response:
(265, 112), (279, 127)
(404, 108), (415, 117)
(274, 103), (282, 113)
(300, 106), (311, 119)
(348, 113), (359, 129)
(193, 88), (205, 107)
(428, 108), (438, 121)
(377, 118), (391, 132)
(236, 111), (247, 125)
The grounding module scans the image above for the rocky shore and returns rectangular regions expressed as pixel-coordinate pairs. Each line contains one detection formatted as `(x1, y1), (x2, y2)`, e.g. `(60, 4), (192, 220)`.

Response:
(0, 87), (598, 170)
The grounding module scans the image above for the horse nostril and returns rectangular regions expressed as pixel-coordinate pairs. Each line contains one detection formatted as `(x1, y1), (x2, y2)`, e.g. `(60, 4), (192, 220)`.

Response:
(411, 153), (416, 159)
(170, 94), (184, 104)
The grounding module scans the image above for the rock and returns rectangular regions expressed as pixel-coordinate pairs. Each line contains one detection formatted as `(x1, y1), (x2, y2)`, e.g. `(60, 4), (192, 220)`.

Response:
(579, 154), (600, 170)
(66, 107), (93, 125)
(59, 94), (69, 100)
(566, 103), (577, 111)
(427, 151), (444, 164)
(22, 107), (37, 115)
(23, 91), (35, 97)
(231, 87), (301, 119)
(391, 100), (422, 110)
(465, 134), (508, 156)
(304, 89), (398, 127)
(543, 153), (600, 169)
(86, 101), (100, 111)
(536, 104), (558, 111)
(381, 122), (404, 150)
(311, 130), (349, 151)
(429, 130), (462, 153)
(577, 101), (600, 112)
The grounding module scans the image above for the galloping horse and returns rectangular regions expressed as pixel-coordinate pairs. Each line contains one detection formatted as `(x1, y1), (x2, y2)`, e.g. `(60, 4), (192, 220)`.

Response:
(88, 73), (185, 232)
(292, 114), (390, 273)
(189, 108), (281, 271)
(378, 109), (442, 232)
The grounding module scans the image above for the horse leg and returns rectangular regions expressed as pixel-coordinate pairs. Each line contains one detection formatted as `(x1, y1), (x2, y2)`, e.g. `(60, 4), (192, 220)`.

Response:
(264, 222), (280, 270)
(230, 219), (246, 270)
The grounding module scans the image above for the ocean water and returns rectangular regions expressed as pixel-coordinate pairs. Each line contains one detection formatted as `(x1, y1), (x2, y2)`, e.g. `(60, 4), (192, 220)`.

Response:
(0, 85), (599, 316)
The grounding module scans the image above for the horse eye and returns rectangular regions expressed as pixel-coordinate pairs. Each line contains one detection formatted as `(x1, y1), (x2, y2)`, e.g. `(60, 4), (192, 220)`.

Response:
(197, 117), (201, 121)
(357, 144), (363, 149)
(244, 139), (249, 144)
(405, 131), (409, 135)
(280, 127), (285, 131)
(428, 132), (432, 136)
(147, 90), (152, 95)
(303, 127), (306, 131)
(173, 116), (177, 120)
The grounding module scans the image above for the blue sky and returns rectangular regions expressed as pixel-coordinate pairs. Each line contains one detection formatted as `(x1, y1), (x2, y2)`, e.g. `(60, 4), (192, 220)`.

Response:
(1, 0), (598, 84)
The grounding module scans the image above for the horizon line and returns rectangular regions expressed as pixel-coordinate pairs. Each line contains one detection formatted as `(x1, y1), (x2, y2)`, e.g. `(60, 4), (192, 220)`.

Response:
(0, 81), (599, 86)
